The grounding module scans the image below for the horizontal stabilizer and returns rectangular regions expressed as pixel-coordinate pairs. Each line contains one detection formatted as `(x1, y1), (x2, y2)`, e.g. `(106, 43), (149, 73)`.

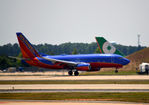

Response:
(9, 56), (31, 61)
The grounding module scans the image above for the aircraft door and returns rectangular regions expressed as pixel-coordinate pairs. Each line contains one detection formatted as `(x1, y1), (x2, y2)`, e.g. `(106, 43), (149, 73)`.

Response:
(111, 56), (114, 63)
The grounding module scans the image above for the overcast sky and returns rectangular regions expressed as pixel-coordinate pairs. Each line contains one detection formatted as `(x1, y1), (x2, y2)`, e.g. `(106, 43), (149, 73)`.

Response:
(0, 0), (149, 46)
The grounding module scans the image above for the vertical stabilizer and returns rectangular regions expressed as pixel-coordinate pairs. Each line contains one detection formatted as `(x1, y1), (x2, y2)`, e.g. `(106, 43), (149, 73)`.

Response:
(95, 37), (124, 56)
(16, 32), (40, 59)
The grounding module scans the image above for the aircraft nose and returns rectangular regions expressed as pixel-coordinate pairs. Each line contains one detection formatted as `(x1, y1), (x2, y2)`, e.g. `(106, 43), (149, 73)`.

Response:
(123, 58), (130, 65)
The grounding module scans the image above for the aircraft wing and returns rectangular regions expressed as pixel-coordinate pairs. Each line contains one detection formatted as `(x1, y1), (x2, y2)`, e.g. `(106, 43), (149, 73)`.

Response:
(40, 56), (90, 69)
(40, 57), (78, 67)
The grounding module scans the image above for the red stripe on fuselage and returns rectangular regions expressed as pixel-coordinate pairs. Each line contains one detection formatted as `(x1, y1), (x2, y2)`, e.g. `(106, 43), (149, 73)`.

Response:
(90, 62), (123, 68)
(76, 66), (90, 71)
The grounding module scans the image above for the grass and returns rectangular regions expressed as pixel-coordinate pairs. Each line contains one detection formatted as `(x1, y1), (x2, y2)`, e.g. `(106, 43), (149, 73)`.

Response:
(0, 92), (149, 103)
(0, 80), (149, 84)
(81, 70), (138, 75)
(0, 69), (139, 76)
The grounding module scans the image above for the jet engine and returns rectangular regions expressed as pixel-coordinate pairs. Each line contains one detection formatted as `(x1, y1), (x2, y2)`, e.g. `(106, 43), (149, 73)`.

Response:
(76, 63), (100, 71)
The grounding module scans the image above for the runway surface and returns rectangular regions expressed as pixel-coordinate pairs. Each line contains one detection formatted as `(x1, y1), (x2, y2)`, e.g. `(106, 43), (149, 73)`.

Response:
(1, 84), (149, 89)
(1, 75), (149, 93)
(1, 84), (149, 93)
(0, 75), (149, 80)
(0, 100), (148, 105)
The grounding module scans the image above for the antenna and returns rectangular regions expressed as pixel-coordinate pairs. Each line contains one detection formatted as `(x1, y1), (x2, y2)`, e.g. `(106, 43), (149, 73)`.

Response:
(138, 34), (141, 47)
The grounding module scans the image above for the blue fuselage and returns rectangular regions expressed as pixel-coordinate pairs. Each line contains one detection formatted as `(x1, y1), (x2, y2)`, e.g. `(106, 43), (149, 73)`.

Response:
(35, 53), (130, 70)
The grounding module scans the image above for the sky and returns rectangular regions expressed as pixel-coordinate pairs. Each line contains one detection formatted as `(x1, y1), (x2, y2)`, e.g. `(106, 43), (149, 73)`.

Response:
(0, 0), (149, 46)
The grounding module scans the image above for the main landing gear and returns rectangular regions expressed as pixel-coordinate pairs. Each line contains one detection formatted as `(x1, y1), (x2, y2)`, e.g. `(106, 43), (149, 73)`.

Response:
(115, 69), (118, 73)
(68, 70), (73, 76)
(74, 70), (79, 76)
(68, 70), (79, 76)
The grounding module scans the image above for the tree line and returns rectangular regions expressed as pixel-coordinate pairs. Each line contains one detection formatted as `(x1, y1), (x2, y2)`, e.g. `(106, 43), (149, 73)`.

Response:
(0, 42), (145, 56)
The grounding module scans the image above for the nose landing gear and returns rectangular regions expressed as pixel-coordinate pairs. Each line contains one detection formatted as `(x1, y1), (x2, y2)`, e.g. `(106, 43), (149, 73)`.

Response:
(115, 69), (118, 73)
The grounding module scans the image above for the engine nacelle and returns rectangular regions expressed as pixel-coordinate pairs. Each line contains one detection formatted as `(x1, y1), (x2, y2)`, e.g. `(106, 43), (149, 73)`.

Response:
(76, 63), (91, 71)
(76, 63), (100, 71)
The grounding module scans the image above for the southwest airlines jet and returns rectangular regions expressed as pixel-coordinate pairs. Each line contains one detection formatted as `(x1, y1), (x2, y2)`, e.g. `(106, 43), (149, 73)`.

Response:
(15, 32), (130, 76)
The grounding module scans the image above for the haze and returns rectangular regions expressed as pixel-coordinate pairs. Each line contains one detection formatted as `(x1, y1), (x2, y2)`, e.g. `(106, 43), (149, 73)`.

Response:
(0, 0), (149, 46)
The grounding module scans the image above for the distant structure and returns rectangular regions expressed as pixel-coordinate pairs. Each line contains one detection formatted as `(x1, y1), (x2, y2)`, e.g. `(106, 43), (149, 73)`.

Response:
(110, 41), (117, 45)
(138, 34), (141, 48)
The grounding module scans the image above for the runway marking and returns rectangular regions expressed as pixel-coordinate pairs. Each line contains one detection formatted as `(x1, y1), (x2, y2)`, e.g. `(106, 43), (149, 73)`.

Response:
(0, 100), (147, 105)
(1, 84), (149, 92)
(0, 75), (149, 80)
(1, 89), (149, 93)
(1, 84), (149, 89)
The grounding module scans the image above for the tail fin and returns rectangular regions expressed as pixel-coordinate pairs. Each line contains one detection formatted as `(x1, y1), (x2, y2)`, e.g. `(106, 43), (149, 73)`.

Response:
(16, 32), (40, 59)
(95, 37), (124, 56)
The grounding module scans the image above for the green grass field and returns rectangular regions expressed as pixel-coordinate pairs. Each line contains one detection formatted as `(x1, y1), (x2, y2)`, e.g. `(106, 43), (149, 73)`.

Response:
(81, 70), (138, 75)
(0, 80), (149, 84)
(0, 92), (149, 103)
(0, 69), (140, 76)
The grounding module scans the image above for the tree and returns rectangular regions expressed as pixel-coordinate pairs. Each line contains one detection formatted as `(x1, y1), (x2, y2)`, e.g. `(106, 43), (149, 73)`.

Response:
(72, 48), (78, 55)
(95, 47), (100, 53)
(16, 52), (30, 67)
(0, 56), (16, 70)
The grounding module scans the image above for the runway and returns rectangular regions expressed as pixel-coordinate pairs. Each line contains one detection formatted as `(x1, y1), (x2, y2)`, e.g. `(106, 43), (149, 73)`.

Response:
(0, 75), (149, 80)
(0, 100), (147, 105)
(1, 75), (149, 93)
(1, 84), (149, 93)
(0, 75), (149, 104)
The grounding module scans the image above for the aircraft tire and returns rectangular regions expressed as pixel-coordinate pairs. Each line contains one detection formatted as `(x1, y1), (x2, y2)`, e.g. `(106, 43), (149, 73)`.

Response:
(68, 70), (73, 76)
(115, 69), (118, 73)
(147, 70), (149, 75)
(74, 70), (79, 76)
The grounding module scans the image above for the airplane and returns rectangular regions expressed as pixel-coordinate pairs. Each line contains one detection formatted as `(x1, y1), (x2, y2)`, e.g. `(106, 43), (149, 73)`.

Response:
(95, 37), (124, 56)
(14, 32), (130, 76)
